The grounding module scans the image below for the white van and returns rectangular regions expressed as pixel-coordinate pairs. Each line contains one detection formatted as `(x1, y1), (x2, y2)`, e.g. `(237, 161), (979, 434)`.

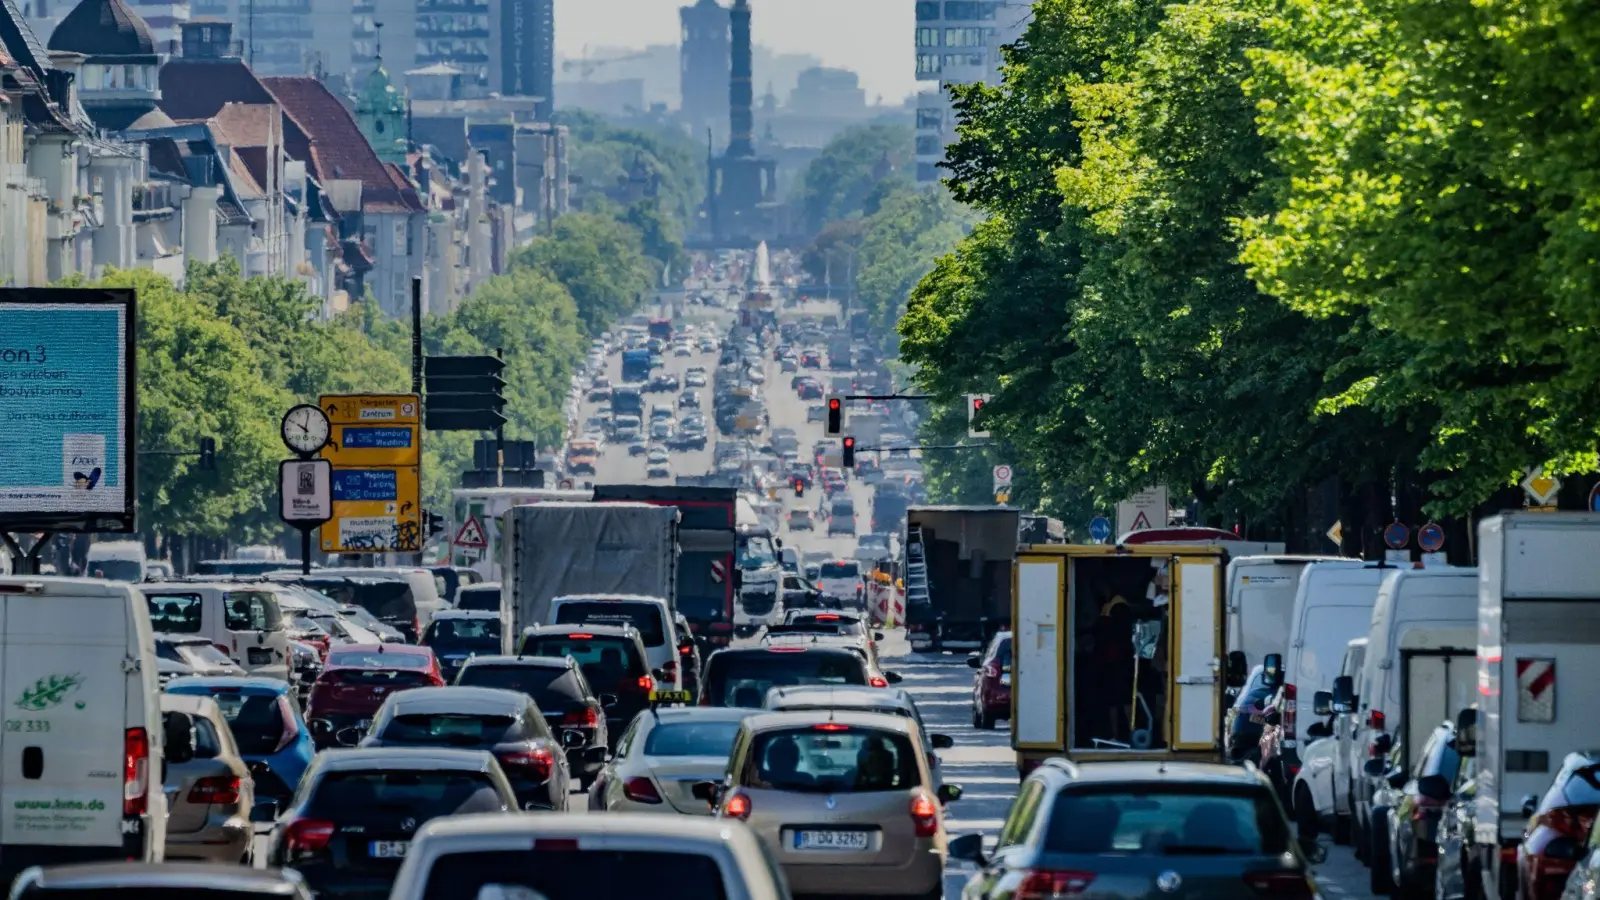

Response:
(1225, 555), (1342, 671)
(547, 594), (682, 690)
(84, 541), (147, 583)
(1294, 636), (1366, 840)
(1344, 567), (1477, 854)
(140, 583), (293, 681)
(0, 577), (167, 882)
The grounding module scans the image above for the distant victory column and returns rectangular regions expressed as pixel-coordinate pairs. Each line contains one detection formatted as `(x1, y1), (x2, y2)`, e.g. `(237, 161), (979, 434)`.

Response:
(706, 0), (777, 245)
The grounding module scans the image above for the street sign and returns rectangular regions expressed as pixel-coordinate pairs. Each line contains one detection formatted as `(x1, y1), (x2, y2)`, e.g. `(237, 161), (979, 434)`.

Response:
(1522, 468), (1561, 507)
(278, 459), (331, 525)
(1590, 482), (1600, 512)
(1089, 516), (1112, 543)
(454, 515), (487, 549)
(1116, 486), (1168, 535)
(994, 490), (1010, 504)
(1383, 521), (1410, 550)
(426, 355), (507, 432)
(1325, 520), (1343, 548)
(319, 393), (422, 554)
(992, 464), (1013, 494)
(1417, 521), (1446, 553)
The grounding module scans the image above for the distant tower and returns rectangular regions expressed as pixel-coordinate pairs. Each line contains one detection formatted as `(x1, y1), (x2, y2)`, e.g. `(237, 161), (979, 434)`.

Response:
(355, 24), (408, 165)
(706, 0), (776, 245)
(726, 0), (752, 157)
(679, 0), (728, 136)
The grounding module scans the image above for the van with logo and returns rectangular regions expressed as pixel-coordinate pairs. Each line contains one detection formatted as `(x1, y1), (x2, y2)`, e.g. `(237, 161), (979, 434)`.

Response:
(0, 576), (170, 885)
(140, 583), (292, 681)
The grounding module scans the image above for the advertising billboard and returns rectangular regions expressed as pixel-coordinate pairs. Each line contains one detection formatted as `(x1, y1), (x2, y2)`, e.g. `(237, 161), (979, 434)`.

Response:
(0, 289), (136, 532)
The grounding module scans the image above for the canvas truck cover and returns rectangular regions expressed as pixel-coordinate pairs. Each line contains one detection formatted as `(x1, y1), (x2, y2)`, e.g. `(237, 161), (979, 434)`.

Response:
(500, 502), (680, 653)
(591, 485), (737, 628)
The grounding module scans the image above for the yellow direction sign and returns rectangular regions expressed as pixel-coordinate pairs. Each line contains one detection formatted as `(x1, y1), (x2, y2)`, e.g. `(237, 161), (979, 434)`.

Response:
(318, 394), (422, 554)
(1326, 520), (1343, 547)
(1521, 468), (1561, 507)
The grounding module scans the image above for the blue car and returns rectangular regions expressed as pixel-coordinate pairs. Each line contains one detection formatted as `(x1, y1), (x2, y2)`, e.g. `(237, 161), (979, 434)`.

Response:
(165, 676), (315, 820)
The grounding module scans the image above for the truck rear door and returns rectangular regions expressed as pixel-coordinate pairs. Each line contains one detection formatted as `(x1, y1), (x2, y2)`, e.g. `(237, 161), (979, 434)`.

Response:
(1013, 552), (1064, 751)
(1402, 649), (1476, 771)
(1171, 555), (1223, 751)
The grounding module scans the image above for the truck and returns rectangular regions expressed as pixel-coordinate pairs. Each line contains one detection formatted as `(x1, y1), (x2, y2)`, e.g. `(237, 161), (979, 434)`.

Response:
(592, 485), (738, 652)
(1471, 513), (1600, 900)
(449, 487), (591, 582)
(734, 496), (783, 635)
(499, 502), (681, 654)
(648, 318), (673, 342)
(621, 349), (651, 384)
(902, 506), (1020, 652)
(828, 335), (853, 371)
(610, 386), (644, 421)
(1009, 540), (1227, 776)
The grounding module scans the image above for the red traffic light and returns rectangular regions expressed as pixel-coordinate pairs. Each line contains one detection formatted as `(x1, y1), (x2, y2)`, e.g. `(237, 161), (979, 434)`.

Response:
(828, 398), (841, 411)
(972, 397), (985, 412)
(841, 436), (856, 468)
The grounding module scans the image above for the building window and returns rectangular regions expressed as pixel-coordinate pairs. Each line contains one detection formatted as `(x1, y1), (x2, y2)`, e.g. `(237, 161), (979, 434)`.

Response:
(393, 220), (407, 256)
(917, 162), (941, 182)
(916, 54), (942, 76)
(916, 135), (945, 155)
(915, 0), (940, 20)
(945, 51), (985, 68)
(916, 108), (943, 130)
(945, 26), (983, 47)
(916, 27), (940, 47)
(944, 0), (997, 19)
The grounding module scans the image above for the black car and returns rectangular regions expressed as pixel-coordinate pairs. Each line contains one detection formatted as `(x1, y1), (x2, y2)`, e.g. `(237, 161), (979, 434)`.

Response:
(673, 612), (703, 697)
(271, 575), (422, 642)
(454, 654), (611, 791)
(950, 759), (1321, 900)
(698, 645), (871, 708)
(358, 686), (572, 811)
(518, 624), (654, 748)
(268, 748), (517, 899)
(419, 611), (501, 682)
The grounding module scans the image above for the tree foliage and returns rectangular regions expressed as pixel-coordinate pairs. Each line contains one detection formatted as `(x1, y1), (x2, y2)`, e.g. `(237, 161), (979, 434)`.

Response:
(794, 123), (915, 234)
(509, 211), (657, 336)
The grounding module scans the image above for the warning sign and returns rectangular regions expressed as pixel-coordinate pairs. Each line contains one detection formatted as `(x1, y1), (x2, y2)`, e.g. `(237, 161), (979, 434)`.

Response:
(1116, 486), (1167, 536)
(710, 559), (727, 584)
(1516, 658), (1556, 723)
(454, 515), (488, 549)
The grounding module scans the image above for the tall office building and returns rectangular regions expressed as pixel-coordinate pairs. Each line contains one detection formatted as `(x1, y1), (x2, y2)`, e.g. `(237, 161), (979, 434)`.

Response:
(679, 0), (727, 137)
(496, 0), (552, 117)
(913, 0), (1030, 183)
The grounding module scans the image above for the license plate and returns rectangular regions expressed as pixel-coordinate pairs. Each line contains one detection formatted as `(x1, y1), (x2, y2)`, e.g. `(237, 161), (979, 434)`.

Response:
(247, 647), (274, 665)
(794, 830), (870, 851)
(369, 841), (408, 858)
(1000, 673), (1011, 686)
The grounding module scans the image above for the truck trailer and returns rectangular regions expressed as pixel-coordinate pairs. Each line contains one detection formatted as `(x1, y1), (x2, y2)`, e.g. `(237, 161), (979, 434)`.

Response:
(903, 506), (1019, 652)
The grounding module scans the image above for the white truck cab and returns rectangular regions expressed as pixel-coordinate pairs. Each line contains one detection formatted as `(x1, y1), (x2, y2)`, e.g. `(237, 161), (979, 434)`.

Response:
(0, 577), (168, 884)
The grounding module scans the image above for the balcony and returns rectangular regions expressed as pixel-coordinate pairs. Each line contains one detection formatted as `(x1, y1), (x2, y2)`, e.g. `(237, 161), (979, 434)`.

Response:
(132, 183), (177, 219)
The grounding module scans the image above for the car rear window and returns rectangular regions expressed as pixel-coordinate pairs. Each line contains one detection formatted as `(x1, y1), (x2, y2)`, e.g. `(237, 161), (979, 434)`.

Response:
(643, 721), (744, 757)
(203, 693), (288, 756)
(743, 726), (919, 793)
(381, 713), (517, 745)
(308, 770), (505, 820)
(704, 651), (868, 708)
(145, 592), (202, 633)
(555, 601), (666, 647)
(1550, 764), (1600, 808)
(993, 636), (1013, 669)
(455, 588), (499, 612)
(521, 635), (644, 672)
(1044, 786), (1291, 855)
(329, 649), (431, 669)
(420, 849), (729, 900)
(423, 618), (501, 653)
(820, 563), (859, 579)
(457, 665), (583, 711)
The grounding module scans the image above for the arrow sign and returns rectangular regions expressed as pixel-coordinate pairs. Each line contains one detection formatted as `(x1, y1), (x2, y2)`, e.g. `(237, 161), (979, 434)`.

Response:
(1522, 468), (1561, 506)
(1089, 516), (1112, 543)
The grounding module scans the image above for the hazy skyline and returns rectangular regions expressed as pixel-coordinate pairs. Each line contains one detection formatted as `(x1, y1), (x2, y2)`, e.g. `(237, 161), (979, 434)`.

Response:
(554, 0), (918, 104)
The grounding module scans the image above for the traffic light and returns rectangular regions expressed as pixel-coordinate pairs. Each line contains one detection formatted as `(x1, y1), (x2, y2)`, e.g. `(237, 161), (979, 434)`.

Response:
(424, 510), (446, 538)
(425, 355), (508, 431)
(967, 394), (992, 439)
(793, 477), (805, 498)
(841, 436), (856, 469)
(825, 396), (843, 436)
(198, 436), (217, 470)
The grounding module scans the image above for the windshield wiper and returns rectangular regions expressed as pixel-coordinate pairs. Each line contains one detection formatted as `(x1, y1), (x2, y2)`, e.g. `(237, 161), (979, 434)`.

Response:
(1159, 845), (1242, 856)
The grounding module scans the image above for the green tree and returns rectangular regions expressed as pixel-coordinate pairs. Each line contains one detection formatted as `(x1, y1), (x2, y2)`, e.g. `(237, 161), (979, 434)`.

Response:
(794, 123), (914, 234)
(510, 212), (656, 335)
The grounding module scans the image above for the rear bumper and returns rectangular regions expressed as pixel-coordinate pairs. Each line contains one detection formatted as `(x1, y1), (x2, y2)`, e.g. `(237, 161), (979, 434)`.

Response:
(781, 848), (945, 896)
(166, 817), (252, 861)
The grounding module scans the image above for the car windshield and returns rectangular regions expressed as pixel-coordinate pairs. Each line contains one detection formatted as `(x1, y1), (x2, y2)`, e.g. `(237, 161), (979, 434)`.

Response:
(642, 720), (744, 757)
(820, 563), (860, 580)
(456, 665), (579, 712)
(381, 712), (516, 745)
(297, 579), (416, 623)
(554, 601), (666, 647)
(203, 692), (289, 756)
(744, 726), (919, 793)
(419, 849), (729, 900)
(223, 590), (283, 632)
(307, 770), (505, 820)
(423, 618), (501, 653)
(705, 652), (868, 707)
(1044, 786), (1291, 856)
(89, 558), (142, 582)
(520, 636), (643, 690)
(455, 588), (499, 612)
(738, 535), (777, 569)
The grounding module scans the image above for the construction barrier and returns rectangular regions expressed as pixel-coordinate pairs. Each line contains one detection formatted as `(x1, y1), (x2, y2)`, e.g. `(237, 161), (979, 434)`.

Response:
(868, 574), (905, 628)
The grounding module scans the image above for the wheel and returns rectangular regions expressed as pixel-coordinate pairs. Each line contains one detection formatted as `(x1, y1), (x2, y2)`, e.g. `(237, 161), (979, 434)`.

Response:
(978, 708), (998, 730)
(1295, 784), (1319, 841)
(579, 773), (596, 792)
(1334, 812), (1352, 845)
(1370, 810), (1396, 895)
(1355, 807), (1370, 864)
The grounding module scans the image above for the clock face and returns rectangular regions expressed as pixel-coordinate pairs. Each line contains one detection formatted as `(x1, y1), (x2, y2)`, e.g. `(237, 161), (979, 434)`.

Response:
(281, 404), (331, 455)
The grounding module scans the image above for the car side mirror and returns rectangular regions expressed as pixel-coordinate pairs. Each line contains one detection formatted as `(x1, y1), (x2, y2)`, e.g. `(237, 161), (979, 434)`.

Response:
(1305, 721), (1332, 739)
(1363, 758), (1388, 777)
(1522, 794), (1539, 819)
(884, 671), (903, 685)
(334, 727), (364, 747)
(1386, 768), (1407, 790)
(691, 781), (721, 803)
(600, 693), (619, 709)
(947, 833), (985, 865)
(561, 729), (586, 748)
(931, 733), (955, 750)
(1313, 690), (1333, 717)
(1261, 653), (1284, 689)
(308, 718), (333, 740)
(1225, 651), (1248, 688)
(1331, 675), (1357, 714)
(966, 653), (982, 669)
(1417, 774), (1452, 802)
(874, 632), (886, 642)
(937, 784), (963, 804)
(1455, 708), (1478, 758)
(1372, 732), (1394, 755)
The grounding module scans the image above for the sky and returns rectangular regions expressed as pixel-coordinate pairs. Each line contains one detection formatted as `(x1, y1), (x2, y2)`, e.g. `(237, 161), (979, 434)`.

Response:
(554, 0), (918, 104)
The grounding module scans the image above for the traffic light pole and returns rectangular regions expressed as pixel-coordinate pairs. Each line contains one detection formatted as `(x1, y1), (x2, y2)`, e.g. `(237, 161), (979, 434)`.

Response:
(495, 348), (504, 489)
(411, 277), (423, 395)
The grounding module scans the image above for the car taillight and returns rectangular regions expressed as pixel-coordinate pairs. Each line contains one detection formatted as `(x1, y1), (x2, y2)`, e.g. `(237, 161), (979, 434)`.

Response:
(1544, 807), (1592, 839)
(870, 675), (888, 688)
(662, 659), (677, 677)
(637, 674), (654, 691)
(498, 746), (555, 783)
(1016, 870), (1095, 899)
(282, 818), (336, 858)
(412, 615), (421, 638)
(1412, 795), (1447, 820)
(1243, 871), (1317, 898)
(213, 643), (232, 657)
(187, 775), (241, 805)
(724, 791), (752, 820)
(1282, 684), (1297, 734)
(563, 706), (599, 727)
(623, 777), (663, 804)
(910, 793), (938, 837)
(984, 664), (1000, 679)
(679, 644), (694, 656)
(1368, 710), (1386, 731)
(123, 727), (149, 816)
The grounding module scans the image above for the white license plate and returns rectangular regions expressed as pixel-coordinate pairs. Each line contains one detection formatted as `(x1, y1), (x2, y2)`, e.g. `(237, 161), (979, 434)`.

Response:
(1000, 673), (1011, 686)
(794, 830), (870, 851)
(369, 841), (408, 858)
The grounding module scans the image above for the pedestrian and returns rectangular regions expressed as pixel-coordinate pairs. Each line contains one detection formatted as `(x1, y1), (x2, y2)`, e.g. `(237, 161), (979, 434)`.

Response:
(1090, 580), (1136, 745)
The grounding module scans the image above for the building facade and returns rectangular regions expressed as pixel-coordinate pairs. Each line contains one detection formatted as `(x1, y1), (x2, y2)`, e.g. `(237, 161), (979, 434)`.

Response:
(912, 0), (1030, 184)
(679, 0), (726, 140)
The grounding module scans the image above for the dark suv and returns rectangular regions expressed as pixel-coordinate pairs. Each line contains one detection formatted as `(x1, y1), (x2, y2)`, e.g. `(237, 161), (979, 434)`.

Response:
(698, 645), (871, 708)
(455, 654), (611, 792)
(517, 624), (653, 746)
(949, 759), (1319, 900)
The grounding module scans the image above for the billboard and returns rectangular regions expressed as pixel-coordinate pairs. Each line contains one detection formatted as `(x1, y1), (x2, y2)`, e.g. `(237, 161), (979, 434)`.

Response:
(0, 289), (136, 532)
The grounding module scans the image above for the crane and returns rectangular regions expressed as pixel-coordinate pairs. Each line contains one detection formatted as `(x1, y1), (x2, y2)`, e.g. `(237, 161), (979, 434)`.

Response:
(561, 47), (653, 82)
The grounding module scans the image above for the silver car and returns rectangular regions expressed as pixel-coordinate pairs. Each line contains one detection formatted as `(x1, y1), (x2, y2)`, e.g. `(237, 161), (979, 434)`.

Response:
(160, 694), (255, 863)
(591, 707), (753, 814)
(763, 684), (953, 795)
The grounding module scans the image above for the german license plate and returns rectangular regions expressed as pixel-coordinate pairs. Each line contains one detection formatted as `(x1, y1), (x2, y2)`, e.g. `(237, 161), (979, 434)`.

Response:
(247, 647), (274, 665)
(369, 841), (408, 858)
(794, 830), (870, 851)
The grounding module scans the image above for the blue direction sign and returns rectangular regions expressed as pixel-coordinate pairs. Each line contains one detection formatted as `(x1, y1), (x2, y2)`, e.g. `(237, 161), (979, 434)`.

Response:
(1384, 521), (1410, 550)
(1089, 516), (1113, 543)
(1417, 521), (1446, 553)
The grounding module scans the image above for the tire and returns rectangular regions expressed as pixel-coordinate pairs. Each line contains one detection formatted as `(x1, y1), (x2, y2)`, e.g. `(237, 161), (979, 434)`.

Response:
(1295, 784), (1320, 842)
(1355, 806), (1370, 864)
(1370, 810), (1396, 896)
(979, 709), (998, 730)
(1334, 812), (1352, 845)
(579, 773), (596, 793)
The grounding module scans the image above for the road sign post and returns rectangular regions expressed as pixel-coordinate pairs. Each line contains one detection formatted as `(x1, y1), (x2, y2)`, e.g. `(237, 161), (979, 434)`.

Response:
(992, 463), (1013, 496)
(319, 393), (422, 554)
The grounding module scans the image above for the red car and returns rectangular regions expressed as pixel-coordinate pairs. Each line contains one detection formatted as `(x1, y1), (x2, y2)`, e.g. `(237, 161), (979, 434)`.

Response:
(967, 630), (1012, 729)
(305, 644), (444, 746)
(1518, 751), (1600, 900)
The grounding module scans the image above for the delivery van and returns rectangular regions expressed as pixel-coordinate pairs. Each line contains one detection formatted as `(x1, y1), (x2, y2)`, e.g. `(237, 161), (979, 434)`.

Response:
(1225, 555), (1343, 672)
(140, 583), (293, 681)
(84, 541), (146, 583)
(0, 577), (167, 884)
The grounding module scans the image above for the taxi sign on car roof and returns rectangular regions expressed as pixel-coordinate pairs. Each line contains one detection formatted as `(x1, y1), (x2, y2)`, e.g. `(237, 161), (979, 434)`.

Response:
(648, 690), (692, 707)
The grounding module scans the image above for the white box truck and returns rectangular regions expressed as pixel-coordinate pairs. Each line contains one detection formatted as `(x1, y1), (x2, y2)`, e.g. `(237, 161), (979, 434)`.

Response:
(1472, 513), (1600, 900)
